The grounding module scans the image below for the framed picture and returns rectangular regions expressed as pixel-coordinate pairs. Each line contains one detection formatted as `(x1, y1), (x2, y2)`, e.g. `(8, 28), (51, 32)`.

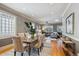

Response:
(66, 13), (74, 34)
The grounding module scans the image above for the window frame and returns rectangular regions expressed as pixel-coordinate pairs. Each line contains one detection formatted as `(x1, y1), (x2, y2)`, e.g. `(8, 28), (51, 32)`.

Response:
(0, 10), (16, 35)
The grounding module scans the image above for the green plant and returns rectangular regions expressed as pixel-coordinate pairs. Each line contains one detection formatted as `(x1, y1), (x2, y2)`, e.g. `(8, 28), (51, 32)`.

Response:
(24, 22), (36, 38)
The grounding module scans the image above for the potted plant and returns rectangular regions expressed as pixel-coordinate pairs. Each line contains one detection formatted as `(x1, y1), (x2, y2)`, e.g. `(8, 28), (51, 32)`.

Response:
(24, 22), (36, 39)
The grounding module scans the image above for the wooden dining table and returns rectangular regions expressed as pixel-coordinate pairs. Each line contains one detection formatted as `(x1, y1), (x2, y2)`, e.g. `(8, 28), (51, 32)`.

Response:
(23, 39), (38, 56)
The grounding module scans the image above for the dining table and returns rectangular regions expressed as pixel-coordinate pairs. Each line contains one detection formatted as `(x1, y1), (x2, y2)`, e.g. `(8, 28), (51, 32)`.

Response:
(23, 39), (38, 56)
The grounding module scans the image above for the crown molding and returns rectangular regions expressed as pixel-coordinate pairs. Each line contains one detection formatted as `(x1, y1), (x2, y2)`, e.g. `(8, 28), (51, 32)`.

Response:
(61, 3), (71, 17)
(0, 3), (38, 23)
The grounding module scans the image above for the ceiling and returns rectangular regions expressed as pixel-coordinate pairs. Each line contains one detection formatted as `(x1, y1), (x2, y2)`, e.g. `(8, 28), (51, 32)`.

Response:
(2, 3), (69, 24)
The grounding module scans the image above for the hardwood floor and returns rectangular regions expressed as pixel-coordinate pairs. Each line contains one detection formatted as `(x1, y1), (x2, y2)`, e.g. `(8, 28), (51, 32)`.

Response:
(0, 39), (65, 56)
(51, 40), (65, 56)
(0, 44), (14, 55)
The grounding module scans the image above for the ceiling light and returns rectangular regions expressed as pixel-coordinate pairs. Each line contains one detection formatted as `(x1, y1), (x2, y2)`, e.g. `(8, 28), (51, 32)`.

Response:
(55, 19), (59, 22)
(23, 8), (26, 10)
(49, 3), (54, 6)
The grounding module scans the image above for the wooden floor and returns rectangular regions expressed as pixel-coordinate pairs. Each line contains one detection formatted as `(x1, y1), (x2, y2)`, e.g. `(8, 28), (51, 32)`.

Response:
(0, 44), (14, 55)
(51, 40), (65, 56)
(0, 40), (65, 56)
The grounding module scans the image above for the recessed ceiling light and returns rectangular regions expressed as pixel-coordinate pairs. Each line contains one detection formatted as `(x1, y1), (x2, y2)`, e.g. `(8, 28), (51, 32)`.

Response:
(55, 19), (59, 22)
(49, 3), (54, 6)
(23, 8), (26, 10)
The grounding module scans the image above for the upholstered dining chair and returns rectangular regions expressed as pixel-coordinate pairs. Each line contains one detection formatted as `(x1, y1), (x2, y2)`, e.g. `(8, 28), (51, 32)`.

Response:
(24, 33), (28, 38)
(33, 34), (44, 55)
(40, 34), (45, 50)
(12, 36), (29, 56)
(24, 33), (32, 39)
(17, 33), (29, 46)
(17, 33), (26, 41)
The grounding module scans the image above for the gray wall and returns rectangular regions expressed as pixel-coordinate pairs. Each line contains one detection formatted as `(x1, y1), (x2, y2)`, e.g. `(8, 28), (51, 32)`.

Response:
(53, 23), (62, 32)
(0, 38), (12, 47)
(53, 24), (57, 32)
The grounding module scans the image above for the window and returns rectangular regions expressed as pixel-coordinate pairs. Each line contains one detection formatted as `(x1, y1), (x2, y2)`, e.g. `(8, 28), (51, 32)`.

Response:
(0, 11), (16, 35)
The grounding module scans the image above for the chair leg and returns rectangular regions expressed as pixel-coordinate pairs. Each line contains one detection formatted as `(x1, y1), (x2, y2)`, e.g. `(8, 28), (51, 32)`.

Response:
(40, 44), (43, 52)
(26, 49), (30, 56)
(21, 52), (23, 56)
(38, 48), (40, 55)
(40, 47), (42, 52)
(14, 51), (16, 56)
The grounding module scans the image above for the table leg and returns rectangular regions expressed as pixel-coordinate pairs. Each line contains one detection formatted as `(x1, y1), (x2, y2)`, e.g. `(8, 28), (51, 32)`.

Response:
(28, 44), (31, 56)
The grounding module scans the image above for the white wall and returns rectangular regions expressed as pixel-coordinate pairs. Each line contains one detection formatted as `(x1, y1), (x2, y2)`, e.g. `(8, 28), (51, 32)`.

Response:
(16, 16), (28, 33)
(62, 3), (79, 39)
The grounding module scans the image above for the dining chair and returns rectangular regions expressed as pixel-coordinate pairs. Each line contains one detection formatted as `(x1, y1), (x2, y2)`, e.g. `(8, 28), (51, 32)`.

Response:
(24, 33), (32, 40)
(24, 33), (28, 38)
(12, 36), (29, 56)
(17, 33), (30, 46)
(17, 33), (26, 41)
(40, 34), (45, 50)
(34, 34), (38, 40)
(33, 34), (44, 55)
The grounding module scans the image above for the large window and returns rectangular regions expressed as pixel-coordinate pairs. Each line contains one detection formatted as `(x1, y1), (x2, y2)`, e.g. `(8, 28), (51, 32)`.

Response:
(0, 11), (16, 35)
